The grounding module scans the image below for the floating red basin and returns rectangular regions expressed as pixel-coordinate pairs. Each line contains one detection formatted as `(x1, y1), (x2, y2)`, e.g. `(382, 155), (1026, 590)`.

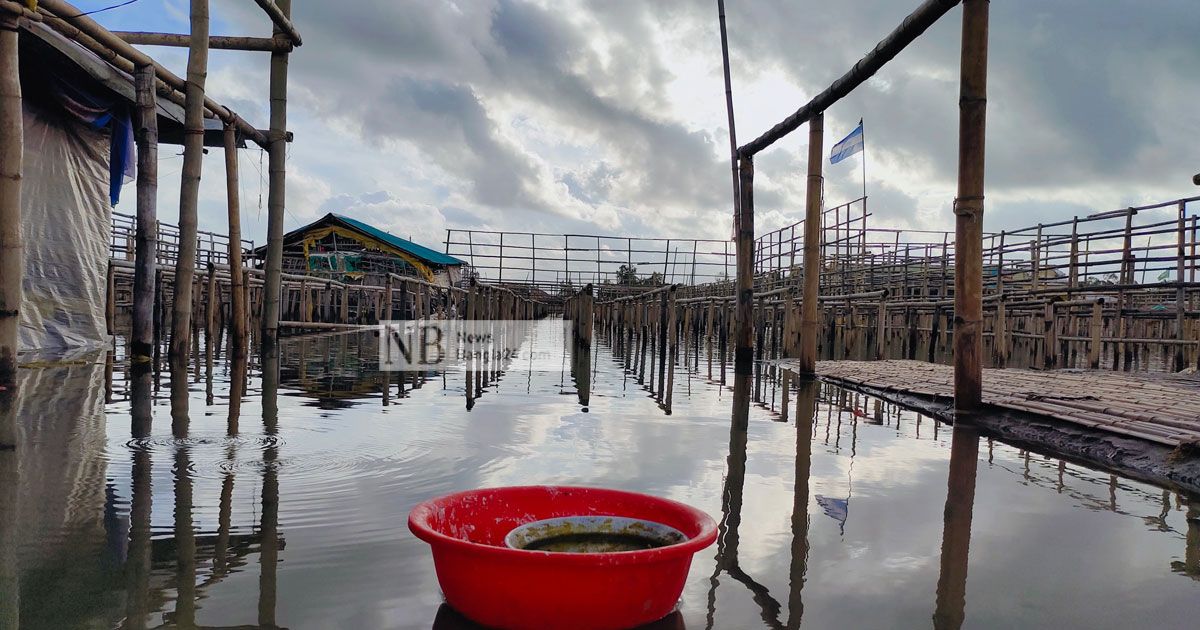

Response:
(408, 485), (718, 630)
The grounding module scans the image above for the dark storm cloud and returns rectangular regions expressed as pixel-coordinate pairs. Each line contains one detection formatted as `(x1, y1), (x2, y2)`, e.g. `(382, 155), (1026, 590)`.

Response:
(721, 0), (1199, 196)
(209, 0), (1198, 234)
(365, 78), (545, 210)
(481, 0), (725, 211)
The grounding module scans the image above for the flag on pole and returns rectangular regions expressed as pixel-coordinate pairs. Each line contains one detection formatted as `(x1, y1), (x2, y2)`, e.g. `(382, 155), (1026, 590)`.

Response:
(830, 120), (865, 164)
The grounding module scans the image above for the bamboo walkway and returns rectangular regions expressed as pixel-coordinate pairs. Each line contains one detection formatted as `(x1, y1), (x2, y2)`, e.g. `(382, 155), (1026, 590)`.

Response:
(791, 360), (1200, 447)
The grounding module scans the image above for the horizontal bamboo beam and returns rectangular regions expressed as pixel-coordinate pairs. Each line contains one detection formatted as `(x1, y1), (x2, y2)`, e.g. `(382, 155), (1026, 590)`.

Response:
(112, 30), (286, 52)
(37, 0), (269, 148)
(739, 0), (961, 156)
(0, 0), (40, 21)
(252, 0), (302, 46)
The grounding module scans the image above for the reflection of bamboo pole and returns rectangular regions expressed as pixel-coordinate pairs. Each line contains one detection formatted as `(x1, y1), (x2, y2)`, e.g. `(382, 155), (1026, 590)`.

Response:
(933, 424), (979, 630)
(0, 14), (21, 383)
(259, 445), (279, 627)
(785, 379), (817, 629)
(0, 392), (16, 629)
(124, 446), (152, 630)
(174, 445), (197, 626)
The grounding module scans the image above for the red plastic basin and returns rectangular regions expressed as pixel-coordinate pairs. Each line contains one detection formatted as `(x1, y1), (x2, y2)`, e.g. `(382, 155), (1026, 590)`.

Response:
(408, 485), (717, 630)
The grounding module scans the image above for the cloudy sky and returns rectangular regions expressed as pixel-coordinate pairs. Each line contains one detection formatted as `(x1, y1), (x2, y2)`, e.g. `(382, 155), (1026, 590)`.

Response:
(94, 0), (1199, 252)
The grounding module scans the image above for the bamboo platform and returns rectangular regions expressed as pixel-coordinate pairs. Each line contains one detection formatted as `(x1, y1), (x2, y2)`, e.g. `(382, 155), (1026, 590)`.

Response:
(792, 359), (1200, 447)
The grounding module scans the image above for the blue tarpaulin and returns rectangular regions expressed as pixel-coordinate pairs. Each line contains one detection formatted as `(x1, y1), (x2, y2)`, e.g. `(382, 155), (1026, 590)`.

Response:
(45, 69), (135, 206)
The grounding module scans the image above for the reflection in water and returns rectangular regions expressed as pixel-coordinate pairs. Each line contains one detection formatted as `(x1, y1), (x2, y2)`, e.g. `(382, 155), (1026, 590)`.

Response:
(1173, 500), (1200, 580)
(706, 373), (818, 630)
(571, 342), (591, 410)
(260, 352), (281, 628)
(1, 324), (1198, 628)
(123, 442), (151, 630)
(933, 424), (980, 630)
(1, 389), (18, 630)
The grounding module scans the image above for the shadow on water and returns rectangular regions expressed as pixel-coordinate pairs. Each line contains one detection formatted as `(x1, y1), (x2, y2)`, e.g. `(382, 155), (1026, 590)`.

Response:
(0, 320), (1198, 628)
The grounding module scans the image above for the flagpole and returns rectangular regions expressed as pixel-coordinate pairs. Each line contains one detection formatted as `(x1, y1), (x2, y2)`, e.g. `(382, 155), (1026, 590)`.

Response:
(860, 118), (867, 202)
(860, 118), (867, 255)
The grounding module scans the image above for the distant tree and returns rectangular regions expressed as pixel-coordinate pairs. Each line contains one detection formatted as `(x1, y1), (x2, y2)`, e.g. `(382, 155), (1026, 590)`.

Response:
(616, 264), (639, 285)
(641, 271), (665, 287)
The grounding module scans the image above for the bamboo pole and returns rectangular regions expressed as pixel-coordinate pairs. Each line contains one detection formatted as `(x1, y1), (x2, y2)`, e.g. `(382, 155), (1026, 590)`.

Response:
(169, 0), (210, 359)
(1089, 300), (1102, 369)
(797, 113), (824, 376)
(131, 64), (158, 361)
(1176, 201), (1187, 372)
(105, 262), (116, 334)
(0, 14), (19, 383)
(252, 0), (302, 46)
(223, 124), (247, 354)
(952, 0), (989, 412)
(717, 0), (740, 234)
(112, 31), (286, 52)
(734, 156), (755, 373)
(262, 0), (291, 346)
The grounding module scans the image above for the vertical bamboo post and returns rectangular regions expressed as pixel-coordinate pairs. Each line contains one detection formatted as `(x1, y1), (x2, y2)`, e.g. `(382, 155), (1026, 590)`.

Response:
(1030, 231), (1041, 291)
(876, 299), (887, 360)
(262, 0), (292, 345)
(995, 231), (1006, 294)
(128, 65), (160, 361)
(734, 156), (755, 374)
(1068, 217), (1080, 288)
(0, 14), (21, 382)
(798, 114), (824, 376)
(953, 0), (989, 412)
(170, 0), (211, 359)
(339, 283), (349, 323)
(1089, 299), (1103, 369)
(1116, 209), (1135, 370)
(206, 265), (217, 346)
(993, 297), (1007, 367)
(1042, 301), (1056, 369)
(223, 124), (247, 354)
(1176, 201), (1187, 372)
(106, 262), (116, 335)
(384, 275), (393, 320)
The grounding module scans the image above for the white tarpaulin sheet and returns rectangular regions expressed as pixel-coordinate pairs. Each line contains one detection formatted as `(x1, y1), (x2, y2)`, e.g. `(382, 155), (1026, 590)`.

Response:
(19, 101), (111, 351)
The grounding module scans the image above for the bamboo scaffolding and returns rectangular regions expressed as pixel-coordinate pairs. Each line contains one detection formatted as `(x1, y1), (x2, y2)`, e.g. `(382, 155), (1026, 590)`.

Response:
(38, 0), (269, 148)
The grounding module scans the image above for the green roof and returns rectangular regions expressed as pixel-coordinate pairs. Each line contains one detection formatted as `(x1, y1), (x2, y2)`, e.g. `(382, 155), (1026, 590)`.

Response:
(261, 213), (466, 267)
(330, 214), (465, 266)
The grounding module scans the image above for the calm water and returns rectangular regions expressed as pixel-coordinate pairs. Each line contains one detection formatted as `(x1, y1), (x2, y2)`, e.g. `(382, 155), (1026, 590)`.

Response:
(1, 320), (1198, 629)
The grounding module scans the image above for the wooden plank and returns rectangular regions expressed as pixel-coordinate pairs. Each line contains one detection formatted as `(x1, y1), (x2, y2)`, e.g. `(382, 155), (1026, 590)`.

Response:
(790, 359), (1200, 447)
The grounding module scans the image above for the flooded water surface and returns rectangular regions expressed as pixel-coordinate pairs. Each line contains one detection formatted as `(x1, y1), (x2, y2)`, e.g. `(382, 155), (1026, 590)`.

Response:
(2, 320), (1198, 628)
